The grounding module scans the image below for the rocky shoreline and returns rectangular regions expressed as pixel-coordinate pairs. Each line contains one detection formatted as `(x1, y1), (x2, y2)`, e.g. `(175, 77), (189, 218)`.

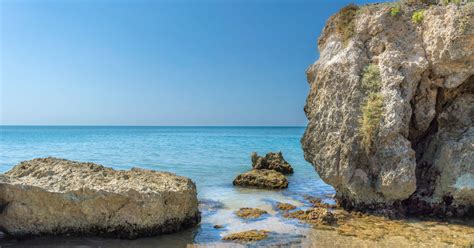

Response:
(1, 154), (472, 246)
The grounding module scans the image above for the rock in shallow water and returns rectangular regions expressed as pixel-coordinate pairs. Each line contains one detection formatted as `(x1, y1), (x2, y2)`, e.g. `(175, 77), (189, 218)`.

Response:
(0, 157), (200, 239)
(276, 202), (297, 211)
(222, 230), (269, 242)
(284, 207), (338, 226)
(251, 152), (294, 174)
(233, 169), (288, 189)
(235, 207), (268, 219)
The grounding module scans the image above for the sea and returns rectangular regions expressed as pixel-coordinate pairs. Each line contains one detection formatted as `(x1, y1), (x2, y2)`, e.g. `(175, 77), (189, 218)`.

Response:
(0, 126), (335, 247)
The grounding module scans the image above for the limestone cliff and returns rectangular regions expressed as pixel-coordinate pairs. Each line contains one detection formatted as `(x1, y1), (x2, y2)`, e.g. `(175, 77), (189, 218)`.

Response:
(302, 2), (473, 217)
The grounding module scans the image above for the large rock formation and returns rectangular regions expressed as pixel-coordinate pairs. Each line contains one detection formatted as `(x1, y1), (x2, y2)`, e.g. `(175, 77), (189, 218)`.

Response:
(0, 157), (200, 238)
(302, 2), (473, 217)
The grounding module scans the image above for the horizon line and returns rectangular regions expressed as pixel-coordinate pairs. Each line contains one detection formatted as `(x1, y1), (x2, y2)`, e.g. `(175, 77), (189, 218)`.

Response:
(0, 124), (307, 127)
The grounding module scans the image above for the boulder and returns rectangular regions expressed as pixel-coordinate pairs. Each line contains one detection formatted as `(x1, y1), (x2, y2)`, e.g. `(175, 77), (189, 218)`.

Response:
(251, 152), (294, 174)
(0, 157), (200, 239)
(302, 3), (473, 217)
(233, 169), (288, 189)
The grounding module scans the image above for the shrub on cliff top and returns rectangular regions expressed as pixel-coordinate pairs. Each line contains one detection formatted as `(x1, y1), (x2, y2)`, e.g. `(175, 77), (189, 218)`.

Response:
(390, 4), (401, 16)
(335, 4), (359, 45)
(412, 10), (425, 24)
(400, 0), (436, 5)
(359, 64), (384, 153)
(442, 0), (461, 5)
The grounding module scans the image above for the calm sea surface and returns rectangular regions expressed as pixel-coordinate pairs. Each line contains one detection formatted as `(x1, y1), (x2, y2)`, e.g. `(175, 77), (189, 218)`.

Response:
(0, 126), (334, 247)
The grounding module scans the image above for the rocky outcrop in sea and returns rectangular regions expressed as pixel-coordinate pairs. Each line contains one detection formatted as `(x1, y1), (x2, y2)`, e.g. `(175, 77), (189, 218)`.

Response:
(302, 2), (473, 217)
(0, 157), (200, 239)
(233, 152), (293, 189)
(251, 152), (294, 174)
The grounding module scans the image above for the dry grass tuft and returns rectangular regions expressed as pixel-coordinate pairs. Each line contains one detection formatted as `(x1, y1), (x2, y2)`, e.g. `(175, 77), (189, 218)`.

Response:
(359, 64), (384, 153)
(335, 4), (359, 45)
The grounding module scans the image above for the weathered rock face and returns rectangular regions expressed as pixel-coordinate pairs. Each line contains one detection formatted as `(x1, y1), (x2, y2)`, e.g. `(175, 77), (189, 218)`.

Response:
(233, 169), (289, 189)
(302, 3), (473, 217)
(0, 157), (200, 239)
(251, 152), (294, 174)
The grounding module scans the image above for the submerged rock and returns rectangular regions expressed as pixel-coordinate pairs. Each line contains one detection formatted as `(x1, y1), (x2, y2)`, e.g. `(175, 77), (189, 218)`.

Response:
(276, 202), (297, 211)
(222, 230), (269, 242)
(0, 157), (200, 239)
(284, 208), (339, 226)
(302, 2), (474, 217)
(235, 207), (268, 219)
(233, 169), (288, 189)
(304, 196), (337, 209)
(251, 152), (294, 174)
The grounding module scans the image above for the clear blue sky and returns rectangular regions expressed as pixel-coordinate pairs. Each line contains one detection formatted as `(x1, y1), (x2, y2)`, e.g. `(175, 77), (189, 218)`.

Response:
(1, 0), (381, 126)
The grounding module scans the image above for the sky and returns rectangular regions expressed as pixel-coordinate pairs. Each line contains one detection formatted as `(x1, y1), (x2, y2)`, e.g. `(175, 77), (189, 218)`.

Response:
(1, 0), (382, 126)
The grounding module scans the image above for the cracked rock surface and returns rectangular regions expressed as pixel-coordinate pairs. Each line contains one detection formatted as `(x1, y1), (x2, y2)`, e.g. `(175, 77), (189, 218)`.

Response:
(0, 157), (200, 238)
(302, 3), (473, 217)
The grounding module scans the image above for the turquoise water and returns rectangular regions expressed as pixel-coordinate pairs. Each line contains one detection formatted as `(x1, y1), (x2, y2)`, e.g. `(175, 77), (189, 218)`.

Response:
(0, 126), (334, 247)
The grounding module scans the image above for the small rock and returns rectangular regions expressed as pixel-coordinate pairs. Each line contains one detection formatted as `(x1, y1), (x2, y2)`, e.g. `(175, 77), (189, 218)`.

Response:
(213, 224), (224, 229)
(222, 230), (269, 242)
(235, 207), (268, 219)
(309, 208), (338, 225)
(276, 202), (297, 211)
(233, 169), (288, 189)
(284, 207), (338, 225)
(251, 152), (294, 174)
(304, 195), (336, 208)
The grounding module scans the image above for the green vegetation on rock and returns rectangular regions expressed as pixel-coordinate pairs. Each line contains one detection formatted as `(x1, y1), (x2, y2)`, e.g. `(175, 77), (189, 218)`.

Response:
(361, 64), (382, 92)
(360, 93), (384, 152)
(400, 0), (436, 5)
(412, 9), (425, 24)
(359, 64), (384, 153)
(390, 4), (401, 16)
(335, 4), (359, 45)
(442, 0), (462, 5)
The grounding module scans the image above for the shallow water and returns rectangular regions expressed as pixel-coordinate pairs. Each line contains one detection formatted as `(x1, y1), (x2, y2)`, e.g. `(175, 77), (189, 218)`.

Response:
(1, 126), (473, 247)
